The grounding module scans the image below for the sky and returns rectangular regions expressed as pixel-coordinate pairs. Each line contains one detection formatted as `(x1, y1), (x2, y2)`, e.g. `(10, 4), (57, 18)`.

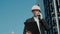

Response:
(0, 0), (44, 34)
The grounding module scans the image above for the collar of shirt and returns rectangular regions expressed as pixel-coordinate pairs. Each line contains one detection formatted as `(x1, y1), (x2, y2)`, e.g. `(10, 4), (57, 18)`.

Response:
(34, 16), (41, 34)
(34, 16), (40, 28)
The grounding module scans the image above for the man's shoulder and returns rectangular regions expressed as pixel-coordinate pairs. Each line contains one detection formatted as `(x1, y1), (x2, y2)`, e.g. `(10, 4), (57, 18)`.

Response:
(24, 17), (34, 24)
(26, 17), (33, 22)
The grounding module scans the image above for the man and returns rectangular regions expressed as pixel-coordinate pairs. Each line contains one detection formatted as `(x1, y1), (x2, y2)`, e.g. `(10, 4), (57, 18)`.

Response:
(23, 5), (50, 34)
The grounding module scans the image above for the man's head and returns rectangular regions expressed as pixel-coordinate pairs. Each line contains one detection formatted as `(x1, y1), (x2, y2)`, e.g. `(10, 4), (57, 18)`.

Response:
(31, 5), (41, 17)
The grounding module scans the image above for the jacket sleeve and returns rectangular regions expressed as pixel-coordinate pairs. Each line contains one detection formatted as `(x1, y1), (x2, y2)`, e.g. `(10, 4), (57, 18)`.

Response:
(41, 19), (51, 31)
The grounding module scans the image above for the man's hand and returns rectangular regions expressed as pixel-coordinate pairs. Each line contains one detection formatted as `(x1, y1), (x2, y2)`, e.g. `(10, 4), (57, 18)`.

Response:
(38, 12), (43, 19)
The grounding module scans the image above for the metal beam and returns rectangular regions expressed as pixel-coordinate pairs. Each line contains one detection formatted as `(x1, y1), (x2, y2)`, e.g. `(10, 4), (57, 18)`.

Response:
(53, 0), (60, 34)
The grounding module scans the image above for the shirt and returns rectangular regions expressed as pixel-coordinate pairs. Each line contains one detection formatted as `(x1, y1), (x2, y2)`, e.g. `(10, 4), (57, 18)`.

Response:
(34, 16), (41, 34)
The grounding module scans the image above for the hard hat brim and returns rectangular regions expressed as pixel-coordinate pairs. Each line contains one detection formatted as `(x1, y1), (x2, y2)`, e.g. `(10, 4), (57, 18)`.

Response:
(32, 9), (41, 13)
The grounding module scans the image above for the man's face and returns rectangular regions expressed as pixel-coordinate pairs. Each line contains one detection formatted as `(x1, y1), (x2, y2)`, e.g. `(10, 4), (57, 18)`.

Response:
(32, 9), (40, 17)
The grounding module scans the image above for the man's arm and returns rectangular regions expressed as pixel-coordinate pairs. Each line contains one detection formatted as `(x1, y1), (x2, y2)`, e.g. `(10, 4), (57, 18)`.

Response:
(41, 19), (51, 31)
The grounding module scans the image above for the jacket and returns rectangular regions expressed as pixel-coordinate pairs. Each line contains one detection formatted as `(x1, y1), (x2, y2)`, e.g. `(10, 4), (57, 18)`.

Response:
(23, 17), (50, 34)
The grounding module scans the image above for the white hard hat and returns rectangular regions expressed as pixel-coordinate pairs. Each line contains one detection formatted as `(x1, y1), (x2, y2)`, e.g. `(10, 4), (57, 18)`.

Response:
(32, 5), (41, 11)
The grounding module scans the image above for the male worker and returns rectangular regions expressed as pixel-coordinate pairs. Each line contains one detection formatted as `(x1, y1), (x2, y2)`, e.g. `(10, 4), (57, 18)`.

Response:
(23, 5), (50, 34)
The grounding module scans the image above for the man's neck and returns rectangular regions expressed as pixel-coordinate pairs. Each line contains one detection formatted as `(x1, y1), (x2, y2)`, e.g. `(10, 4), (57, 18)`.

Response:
(34, 16), (38, 18)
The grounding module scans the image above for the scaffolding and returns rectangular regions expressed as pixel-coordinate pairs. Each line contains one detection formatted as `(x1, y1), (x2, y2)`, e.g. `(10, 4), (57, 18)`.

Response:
(53, 0), (60, 34)
(36, 0), (60, 34)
